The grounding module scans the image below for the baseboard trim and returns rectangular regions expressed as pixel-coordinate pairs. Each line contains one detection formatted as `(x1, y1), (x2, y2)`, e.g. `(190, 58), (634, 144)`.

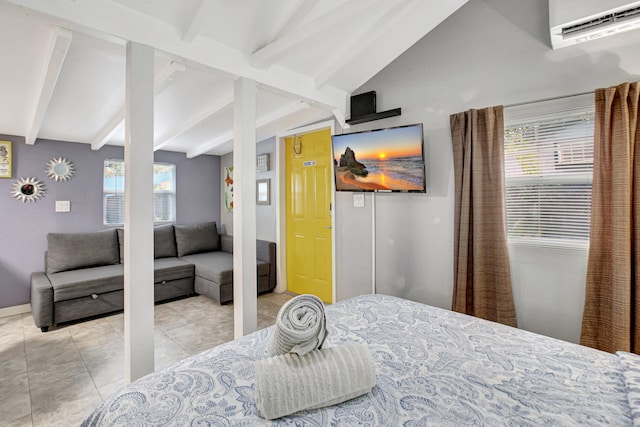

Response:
(0, 303), (31, 318)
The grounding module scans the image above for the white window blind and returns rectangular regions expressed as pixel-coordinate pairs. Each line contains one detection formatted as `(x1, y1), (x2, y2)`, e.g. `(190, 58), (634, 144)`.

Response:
(504, 94), (594, 246)
(103, 159), (176, 225)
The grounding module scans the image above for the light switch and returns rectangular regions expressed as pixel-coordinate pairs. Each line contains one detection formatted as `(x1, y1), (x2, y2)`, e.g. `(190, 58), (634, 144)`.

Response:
(55, 200), (71, 212)
(353, 194), (365, 208)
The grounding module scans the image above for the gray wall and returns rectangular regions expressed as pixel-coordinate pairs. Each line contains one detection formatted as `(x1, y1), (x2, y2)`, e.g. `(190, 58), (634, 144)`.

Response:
(334, 0), (640, 343)
(220, 137), (277, 242)
(0, 136), (220, 308)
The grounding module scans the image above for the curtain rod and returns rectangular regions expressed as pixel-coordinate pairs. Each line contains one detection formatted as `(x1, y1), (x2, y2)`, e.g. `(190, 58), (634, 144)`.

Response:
(504, 90), (593, 108)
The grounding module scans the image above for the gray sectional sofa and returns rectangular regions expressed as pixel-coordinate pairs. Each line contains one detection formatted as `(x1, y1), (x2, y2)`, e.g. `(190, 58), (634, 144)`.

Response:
(30, 221), (276, 332)
(180, 231), (276, 305)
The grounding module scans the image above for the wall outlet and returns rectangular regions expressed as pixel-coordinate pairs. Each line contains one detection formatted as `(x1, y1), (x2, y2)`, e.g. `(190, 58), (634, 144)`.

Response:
(353, 194), (365, 208)
(55, 200), (71, 212)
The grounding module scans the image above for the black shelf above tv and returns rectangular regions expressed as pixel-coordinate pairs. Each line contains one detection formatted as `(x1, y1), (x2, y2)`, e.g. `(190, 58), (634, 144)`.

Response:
(346, 108), (402, 125)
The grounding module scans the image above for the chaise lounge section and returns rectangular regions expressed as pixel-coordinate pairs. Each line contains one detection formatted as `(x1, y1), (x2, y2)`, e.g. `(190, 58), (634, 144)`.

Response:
(179, 232), (276, 304)
(30, 221), (276, 331)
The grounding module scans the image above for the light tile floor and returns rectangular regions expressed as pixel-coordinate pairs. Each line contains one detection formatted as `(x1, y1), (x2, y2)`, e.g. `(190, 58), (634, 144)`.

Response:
(0, 292), (293, 427)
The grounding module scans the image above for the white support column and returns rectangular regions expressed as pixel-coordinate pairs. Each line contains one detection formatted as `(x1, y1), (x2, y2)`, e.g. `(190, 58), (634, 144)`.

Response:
(124, 41), (155, 383)
(233, 77), (258, 339)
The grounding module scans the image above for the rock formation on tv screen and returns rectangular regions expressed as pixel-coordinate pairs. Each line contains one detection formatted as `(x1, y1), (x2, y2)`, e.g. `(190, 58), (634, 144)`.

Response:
(339, 147), (368, 177)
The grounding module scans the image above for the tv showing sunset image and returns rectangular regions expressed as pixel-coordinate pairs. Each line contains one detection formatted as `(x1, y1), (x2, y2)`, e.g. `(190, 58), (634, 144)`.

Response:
(331, 123), (426, 193)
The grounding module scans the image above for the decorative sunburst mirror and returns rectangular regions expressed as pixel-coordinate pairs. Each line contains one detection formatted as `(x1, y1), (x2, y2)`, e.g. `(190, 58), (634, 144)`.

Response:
(46, 157), (75, 181)
(11, 177), (46, 203)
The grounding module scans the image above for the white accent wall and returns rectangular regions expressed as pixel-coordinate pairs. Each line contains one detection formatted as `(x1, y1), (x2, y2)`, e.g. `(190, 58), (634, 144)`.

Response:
(334, 0), (640, 343)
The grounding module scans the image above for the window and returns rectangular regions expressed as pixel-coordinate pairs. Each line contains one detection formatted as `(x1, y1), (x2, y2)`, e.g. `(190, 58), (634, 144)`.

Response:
(504, 94), (594, 246)
(103, 159), (176, 225)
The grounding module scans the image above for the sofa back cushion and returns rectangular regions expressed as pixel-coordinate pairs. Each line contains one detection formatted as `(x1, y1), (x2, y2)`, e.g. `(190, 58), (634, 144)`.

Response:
(154, 224), (178, 259)
(174, 221), (220, 257)
(47, 229), (120, 274)
(116, 224), (178, 262)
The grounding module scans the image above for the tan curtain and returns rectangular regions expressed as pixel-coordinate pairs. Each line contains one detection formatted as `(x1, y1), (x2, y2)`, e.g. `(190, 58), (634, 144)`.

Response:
(450, 106), (517, 327)
(581, 82), (640, 353)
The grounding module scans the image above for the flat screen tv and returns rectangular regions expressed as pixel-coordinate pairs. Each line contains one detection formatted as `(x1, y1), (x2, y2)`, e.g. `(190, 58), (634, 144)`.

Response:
(332, 123), (426, 193)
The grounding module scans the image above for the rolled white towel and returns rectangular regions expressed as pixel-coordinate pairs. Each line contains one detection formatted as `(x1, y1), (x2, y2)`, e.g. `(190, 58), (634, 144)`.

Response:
(254, 342), (376, 420)
(268, 294), (327, 357)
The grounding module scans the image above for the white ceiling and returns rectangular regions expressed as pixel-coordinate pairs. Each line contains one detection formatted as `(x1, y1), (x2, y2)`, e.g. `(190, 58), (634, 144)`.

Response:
(0, 0), (468, 156)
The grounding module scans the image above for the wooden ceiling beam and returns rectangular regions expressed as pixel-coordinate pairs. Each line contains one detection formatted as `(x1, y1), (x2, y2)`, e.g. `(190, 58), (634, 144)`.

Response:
(7, 0), (347, 110)
(181, 0), (215, 43)
(249, 0), (386, 70)
(187, 100), (309, 158)
(256, 100), (310, 128)
(313, 0), (416, 89)
(186, 130), (233, 159)
(272, 0), (320, 40)
(91, 60), (185, 150)
(26, 26), (72, 145)
(319, 0), (470, 93)
(154, 89), (234, 151)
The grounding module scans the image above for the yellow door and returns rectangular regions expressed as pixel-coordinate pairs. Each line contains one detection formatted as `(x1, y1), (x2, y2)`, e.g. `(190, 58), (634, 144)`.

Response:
(286, 129), (333, 303)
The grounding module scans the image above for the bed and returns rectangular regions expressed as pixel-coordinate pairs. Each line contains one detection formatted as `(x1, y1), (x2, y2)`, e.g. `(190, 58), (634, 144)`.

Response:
(82, 294), (637, 426)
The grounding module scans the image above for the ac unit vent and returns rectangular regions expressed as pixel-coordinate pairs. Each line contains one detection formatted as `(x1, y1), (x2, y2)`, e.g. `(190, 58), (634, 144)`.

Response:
(550, 0), (640, 49)
(562, 5), (640, 37)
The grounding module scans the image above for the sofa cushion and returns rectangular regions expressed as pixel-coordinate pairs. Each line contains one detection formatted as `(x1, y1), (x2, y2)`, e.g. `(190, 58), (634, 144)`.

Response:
(181, 252), (270, 285)
(181, 252), (233, 284)
(174, 221), (220, 257)
(117, 225), (178, 262)
(48, 264), (124, 302)
(49, 259), (193, 302)
(47, 230), (120, 274)
(153, 257), (194, 283)
(256, 260), (269, 279)
(154, 225), (178, 259)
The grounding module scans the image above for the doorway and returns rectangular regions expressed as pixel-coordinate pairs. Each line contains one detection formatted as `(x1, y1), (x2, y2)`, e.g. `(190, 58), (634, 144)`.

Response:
(277, 121), (335, 303)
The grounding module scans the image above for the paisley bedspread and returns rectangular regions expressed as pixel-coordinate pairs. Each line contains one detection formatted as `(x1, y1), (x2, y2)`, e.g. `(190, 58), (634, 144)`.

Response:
(82, 294), (635, 426)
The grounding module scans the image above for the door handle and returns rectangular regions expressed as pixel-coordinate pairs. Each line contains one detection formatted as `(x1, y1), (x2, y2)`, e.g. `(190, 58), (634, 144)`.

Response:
(324, 226), (332, 229)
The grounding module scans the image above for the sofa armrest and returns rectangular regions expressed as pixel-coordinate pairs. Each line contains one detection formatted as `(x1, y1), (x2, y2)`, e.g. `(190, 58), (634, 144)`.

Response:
(257, 239), (277, 290)
(31, 272), (53, 331)
(220, 234), (233, 254)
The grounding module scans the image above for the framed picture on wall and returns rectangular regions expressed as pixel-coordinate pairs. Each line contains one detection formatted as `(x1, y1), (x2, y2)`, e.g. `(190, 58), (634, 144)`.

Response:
(0, 141), (11, 178)
(257, 178), (270, 205)
(224, 166), (234, 211)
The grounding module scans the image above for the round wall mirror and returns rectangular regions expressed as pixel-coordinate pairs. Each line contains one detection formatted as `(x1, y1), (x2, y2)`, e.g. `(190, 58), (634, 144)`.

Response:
(11, 177), (46, 203)
(46, 157), (75, 181)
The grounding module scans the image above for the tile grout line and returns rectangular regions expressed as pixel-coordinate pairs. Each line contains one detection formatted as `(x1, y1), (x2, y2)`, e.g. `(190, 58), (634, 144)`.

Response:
(155, 304), (192, 355)
(160, 326), (192, 355)
(68, 325), (104, 405)
(21, 313), (35, 427)
(7, 293), (292, 426)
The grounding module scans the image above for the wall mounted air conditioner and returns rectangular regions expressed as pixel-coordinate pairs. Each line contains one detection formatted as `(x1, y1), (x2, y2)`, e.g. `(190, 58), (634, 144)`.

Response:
(550, 0), (640, 49)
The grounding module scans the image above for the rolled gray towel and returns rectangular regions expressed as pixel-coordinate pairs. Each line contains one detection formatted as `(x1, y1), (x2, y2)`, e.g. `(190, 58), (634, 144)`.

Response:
(268, 294), (327, 357)
(254, 343), (376, 420)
